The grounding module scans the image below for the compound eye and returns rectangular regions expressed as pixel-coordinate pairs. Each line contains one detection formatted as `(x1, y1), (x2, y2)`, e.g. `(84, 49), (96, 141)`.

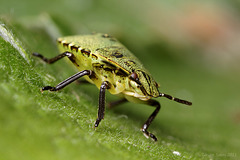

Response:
(130, 72), (139, 81)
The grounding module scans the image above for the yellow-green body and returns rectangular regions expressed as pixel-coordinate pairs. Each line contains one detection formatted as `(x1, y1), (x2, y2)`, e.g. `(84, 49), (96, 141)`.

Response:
(57, 33), (160, 102)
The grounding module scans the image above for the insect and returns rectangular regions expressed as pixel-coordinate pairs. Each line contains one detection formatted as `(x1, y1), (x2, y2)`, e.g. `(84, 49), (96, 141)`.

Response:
(33, 33), (192, 141)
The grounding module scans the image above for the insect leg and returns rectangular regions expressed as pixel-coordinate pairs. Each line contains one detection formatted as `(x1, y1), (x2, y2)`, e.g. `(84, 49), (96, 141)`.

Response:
(32, 51), (73, 64)
(95, 81), (110, 127)
(108, 98), (127, 109)
(141, 99), (161, 141)
(41, 70), (92, 92)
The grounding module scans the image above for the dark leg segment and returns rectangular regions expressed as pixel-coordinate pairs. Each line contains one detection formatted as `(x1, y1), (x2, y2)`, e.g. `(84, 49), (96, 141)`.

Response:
(108, 98), (127, 109)
(42, 70), (92, 92)
(32, 52), (73, 64)
(95, 81), (110, 127)
(141, 99), (161, 141)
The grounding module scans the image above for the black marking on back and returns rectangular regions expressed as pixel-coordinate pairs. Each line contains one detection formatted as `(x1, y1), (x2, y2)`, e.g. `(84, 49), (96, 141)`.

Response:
(63, 42), (69, 48)
(112, 52), (123, 58)
(128, 60), (136, 64)
(70, 46), (79, 52)
(81, 49), (91, 57)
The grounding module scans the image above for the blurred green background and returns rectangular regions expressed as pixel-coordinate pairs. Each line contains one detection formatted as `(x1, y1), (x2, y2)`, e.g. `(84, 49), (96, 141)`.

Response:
(0, 0), (239, 160)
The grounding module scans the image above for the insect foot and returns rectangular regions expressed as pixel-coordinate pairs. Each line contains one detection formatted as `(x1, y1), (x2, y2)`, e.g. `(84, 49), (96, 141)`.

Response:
(94, 118), (101, 128)
(41, 86), (57, 92)
(141, 124), (158, 141)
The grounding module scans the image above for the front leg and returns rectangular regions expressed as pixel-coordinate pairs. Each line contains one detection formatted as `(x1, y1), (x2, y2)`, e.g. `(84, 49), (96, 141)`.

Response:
(141, 99), (161, 141)
(95, 81), (110, 127)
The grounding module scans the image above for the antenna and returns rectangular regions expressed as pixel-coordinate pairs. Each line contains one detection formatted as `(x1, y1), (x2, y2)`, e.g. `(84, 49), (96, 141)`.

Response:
(159, 93), (192, 106)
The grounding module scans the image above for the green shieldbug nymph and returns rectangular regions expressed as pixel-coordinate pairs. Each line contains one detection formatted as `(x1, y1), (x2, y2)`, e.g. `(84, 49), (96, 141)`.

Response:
(33, 33), (192, 141)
